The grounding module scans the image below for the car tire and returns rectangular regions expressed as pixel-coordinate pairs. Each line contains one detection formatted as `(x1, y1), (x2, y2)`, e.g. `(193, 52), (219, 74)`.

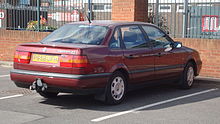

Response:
(38, 91), (59, 98)
(179, 62), (195, 89)
(105, 71), (127, 105)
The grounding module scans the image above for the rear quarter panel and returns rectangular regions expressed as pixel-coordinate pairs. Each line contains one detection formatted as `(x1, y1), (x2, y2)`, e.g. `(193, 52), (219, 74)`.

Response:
(82, 46), (111, 74)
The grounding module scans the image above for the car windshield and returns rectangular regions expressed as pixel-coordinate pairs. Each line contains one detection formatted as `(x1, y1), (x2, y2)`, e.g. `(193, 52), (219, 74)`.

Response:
(41, 24), (109, 45)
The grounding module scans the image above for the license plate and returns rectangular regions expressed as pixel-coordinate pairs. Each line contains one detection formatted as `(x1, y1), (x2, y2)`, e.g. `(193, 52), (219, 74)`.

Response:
(32, 54), (59, 63)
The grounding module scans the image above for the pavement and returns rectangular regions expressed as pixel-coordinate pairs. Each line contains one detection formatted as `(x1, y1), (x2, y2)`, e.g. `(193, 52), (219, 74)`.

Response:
(0, 66), (220, 124)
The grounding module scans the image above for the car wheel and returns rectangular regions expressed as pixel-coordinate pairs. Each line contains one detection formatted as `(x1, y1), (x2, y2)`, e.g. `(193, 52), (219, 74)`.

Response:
(105, 72), (127, 105)
(38, 91), (59, 98)
(179, 62), (195, 89)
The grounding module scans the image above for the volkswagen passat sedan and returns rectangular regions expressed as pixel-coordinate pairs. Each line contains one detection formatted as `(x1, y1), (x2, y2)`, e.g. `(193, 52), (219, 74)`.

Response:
(10, 21), (202, 104)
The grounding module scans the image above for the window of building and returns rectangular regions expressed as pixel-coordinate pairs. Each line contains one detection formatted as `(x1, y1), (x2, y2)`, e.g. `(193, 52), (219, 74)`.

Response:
(93, 5), (105, 11)
(104, 5), (112, 12)
(93, 4), (112, 12)
(197, 4), (213, 6)
(159, 5), (171, 12)
(19, 0), (30, 5)
(176, 4), (192, 13)
(177, 5), (184, 12)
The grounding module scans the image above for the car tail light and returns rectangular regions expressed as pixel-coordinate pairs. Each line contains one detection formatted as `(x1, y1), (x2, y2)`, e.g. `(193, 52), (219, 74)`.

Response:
(60, 55), (89, 68)
(14, 51), (31, 64)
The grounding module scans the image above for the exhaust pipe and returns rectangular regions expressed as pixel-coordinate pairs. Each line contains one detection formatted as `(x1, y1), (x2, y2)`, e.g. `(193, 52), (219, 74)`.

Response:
(29, 78), (48, 92)
(41, 83), (48, 91)
(29, 82), (36, 90)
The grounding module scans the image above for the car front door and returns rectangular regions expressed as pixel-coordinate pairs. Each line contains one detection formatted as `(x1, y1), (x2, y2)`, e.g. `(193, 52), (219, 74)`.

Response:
(120, 25), (155, 83)
(142, 25), (185, 80)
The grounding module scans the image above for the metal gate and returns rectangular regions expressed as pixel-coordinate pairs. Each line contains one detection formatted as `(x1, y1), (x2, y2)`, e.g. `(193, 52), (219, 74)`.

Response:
(0, 0), (112, 31)
(148, 0), (220, 39)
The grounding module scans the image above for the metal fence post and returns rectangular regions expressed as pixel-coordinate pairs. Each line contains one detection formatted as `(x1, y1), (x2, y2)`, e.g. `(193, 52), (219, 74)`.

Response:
(37, 0), (40, 31)
(155, 0), (159, 26)
(88, 0), (92, 21)
(182, 0), (188, 38)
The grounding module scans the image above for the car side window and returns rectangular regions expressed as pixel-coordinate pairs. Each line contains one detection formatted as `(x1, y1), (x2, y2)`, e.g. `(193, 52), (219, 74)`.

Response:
(142, 26), (171, 48)
(120, 26), (147, 49)
(109, 28), (121, 49)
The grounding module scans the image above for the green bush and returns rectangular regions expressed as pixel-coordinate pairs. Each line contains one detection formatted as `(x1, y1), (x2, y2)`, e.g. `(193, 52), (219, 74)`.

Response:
(26, 20), (57, 32)
(27, 21), (38, 31)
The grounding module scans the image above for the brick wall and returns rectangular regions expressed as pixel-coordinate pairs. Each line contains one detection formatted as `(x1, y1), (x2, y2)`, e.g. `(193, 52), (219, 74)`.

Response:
(112, 0), (148, 22)
(0, 29), (50, 61)
(174, 38), (220, 78)
(134, 0), (148, 22)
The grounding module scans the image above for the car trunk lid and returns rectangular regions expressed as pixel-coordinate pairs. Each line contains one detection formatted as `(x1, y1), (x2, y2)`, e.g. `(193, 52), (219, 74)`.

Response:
(14, 42), (92, 74)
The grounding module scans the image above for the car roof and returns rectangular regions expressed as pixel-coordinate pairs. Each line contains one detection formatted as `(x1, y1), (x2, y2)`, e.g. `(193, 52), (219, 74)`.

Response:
(68, 20), (156, 27)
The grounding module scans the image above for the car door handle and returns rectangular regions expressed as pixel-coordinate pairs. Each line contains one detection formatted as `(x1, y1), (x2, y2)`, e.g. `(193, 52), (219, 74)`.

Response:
(156, 53), (168, 57)
(156, 53), (162, 57)
(125, 55), (135, 59)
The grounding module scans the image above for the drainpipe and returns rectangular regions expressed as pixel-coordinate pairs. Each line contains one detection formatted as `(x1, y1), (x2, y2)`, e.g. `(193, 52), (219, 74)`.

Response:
(182, 0), (188, 38)
(155, 0), (159, 26)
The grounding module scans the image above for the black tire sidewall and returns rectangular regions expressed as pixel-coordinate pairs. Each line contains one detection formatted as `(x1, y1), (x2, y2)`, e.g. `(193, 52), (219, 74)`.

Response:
(180, 63), (195, 89)
(105, 72), (127, 105)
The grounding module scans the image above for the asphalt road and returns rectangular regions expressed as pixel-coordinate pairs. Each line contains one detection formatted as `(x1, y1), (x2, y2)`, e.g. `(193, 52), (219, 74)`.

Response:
(0, 66), (220, 124)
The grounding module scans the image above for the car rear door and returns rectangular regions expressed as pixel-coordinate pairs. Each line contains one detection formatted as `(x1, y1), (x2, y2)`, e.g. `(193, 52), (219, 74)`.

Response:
(142, 25), (185, 80)
(120, 25), (155, 83)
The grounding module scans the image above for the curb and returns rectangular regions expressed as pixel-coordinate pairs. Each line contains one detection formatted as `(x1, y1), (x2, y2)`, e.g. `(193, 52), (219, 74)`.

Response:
(196, 76), (220, 82)
(0, 61), (13, 67)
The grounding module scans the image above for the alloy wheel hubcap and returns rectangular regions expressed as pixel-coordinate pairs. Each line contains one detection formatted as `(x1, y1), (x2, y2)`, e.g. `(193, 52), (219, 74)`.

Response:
(187, 67), (194, 86)
(111, 76), (125, 101)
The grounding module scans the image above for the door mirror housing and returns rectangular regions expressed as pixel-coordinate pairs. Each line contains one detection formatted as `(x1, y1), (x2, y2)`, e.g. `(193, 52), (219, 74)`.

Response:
(164, 47), (173, 52)
(173, 42), (182, 48)
(164, 44), (173, 52)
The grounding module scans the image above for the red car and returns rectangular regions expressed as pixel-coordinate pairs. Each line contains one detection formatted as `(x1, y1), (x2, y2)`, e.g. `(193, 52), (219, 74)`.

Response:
(10, 21), (202, 104)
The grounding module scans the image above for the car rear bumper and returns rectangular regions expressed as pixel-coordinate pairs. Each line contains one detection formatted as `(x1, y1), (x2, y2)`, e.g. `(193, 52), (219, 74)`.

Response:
(14, 81), (104, 95)
(10, 69), (110, 94)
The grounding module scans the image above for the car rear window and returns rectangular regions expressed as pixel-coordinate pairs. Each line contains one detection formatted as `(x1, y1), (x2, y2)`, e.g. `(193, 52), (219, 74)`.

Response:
(41, 24), (109, 45)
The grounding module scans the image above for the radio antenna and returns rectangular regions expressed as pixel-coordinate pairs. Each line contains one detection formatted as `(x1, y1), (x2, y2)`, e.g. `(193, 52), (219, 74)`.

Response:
(86, 14), (91, 24)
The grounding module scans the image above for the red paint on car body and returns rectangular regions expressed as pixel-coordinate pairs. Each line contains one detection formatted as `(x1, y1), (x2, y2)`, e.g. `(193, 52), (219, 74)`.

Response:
(10, 21), (202, 96)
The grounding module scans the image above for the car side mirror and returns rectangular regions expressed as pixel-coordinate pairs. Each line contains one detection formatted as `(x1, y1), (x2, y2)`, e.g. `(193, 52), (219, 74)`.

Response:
(164, 44), (173, 52)
(164, 47), (172, 52)
(173, 42), (182, 48)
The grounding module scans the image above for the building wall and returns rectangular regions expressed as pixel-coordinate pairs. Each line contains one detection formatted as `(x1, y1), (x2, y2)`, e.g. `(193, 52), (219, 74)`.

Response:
(111, 0), (135, 21)
(112, 0), (148, 22)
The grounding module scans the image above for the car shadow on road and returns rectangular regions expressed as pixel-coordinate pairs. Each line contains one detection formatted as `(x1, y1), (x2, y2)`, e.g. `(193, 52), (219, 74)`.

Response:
(39, 78), (220, 112)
